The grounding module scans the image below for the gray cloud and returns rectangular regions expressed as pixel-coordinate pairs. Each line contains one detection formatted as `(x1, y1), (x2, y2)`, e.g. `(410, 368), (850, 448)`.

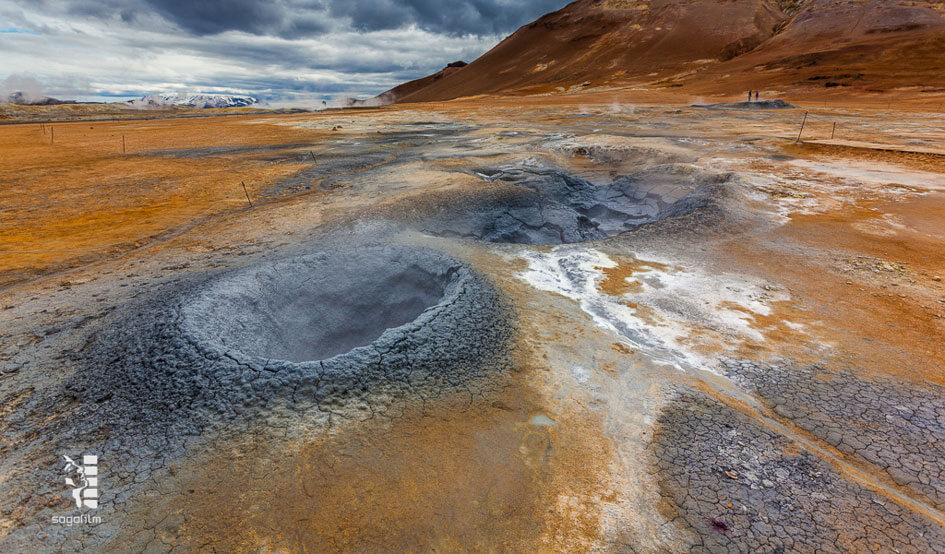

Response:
(142, 0), (324, 37)
(0, 0), (568, 105)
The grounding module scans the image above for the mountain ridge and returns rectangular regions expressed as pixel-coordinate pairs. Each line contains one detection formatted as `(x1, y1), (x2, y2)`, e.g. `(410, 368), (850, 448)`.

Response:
(128, 93), (259, 109)
(380, 0), (945, 104)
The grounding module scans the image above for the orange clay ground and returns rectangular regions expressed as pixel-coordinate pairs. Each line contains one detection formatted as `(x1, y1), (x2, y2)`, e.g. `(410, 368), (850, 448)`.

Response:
(0, 114), (340, 288)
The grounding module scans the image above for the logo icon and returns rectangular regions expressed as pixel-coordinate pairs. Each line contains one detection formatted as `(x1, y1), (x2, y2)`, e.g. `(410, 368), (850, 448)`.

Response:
(63, 455), (98, 509)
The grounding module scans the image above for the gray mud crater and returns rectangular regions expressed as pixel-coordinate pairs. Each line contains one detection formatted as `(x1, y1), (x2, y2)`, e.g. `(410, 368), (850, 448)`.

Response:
(188, 251), (452, 363)
(64, 245), (514, 442)
(421, 164), (725, 245)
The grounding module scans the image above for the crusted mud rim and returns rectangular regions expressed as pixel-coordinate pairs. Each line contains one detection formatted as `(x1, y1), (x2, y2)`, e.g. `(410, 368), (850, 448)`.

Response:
(69, 244), (515, 436)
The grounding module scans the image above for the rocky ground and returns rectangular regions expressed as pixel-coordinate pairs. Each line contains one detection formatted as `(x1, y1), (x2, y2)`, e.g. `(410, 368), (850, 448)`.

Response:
(0, 96), (943, 551)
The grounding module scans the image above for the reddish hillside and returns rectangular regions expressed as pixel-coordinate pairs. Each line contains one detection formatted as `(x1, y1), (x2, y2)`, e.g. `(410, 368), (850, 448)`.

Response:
(382, 0), (945, 103)
(692, 0), (945, 96)
(376, 62), (468, 104)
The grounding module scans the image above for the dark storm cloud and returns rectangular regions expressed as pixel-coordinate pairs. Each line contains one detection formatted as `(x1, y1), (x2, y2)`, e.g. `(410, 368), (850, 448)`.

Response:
(140, 0), (566, 37)
(142, 0), (329, 36)
(328, 0), (566, 35)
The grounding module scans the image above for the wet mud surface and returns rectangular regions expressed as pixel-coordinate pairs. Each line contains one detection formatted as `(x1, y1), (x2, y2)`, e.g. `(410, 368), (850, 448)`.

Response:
(421, 163), (722, 244)
(692, 99), (797, 110)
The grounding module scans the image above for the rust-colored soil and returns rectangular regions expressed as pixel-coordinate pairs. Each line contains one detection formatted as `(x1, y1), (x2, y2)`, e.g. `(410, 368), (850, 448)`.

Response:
(726, 150), (945, 385)
(116, 369), (612, 551)
(0, 115), (331, 288)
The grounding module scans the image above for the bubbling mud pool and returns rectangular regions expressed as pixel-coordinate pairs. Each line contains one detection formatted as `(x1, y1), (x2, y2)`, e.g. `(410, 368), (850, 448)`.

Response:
(421, 163), (726, 245)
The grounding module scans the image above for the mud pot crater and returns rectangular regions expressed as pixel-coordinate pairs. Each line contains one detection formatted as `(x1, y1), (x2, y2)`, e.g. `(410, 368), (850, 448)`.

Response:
(185, 251), (454, 364)
(421, 163), (729, 245)
(65, 245), (515, 443)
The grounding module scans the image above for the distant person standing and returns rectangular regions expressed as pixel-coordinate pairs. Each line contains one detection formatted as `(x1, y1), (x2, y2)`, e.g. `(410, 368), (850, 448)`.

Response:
(748, 90), (752, 102)
(755, 91), (760, 101)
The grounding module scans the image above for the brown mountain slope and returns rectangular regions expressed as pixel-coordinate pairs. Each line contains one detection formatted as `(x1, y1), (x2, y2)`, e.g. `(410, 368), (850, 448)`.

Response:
(688, 0), (945, 96)
(376, 62), (468, 105)
(383, 0), (945, 104)
(384, 0), (791, 103)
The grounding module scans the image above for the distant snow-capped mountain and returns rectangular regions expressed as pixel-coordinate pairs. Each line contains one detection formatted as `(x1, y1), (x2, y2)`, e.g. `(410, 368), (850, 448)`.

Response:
(129, 93), (259, 108)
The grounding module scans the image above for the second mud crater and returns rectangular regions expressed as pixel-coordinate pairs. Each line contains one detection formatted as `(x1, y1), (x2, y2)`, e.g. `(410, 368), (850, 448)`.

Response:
(421, 163), (727, 245)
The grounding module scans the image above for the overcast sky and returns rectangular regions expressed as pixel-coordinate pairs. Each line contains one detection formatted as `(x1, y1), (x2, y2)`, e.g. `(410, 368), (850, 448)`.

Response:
(0, 0), (565, 106)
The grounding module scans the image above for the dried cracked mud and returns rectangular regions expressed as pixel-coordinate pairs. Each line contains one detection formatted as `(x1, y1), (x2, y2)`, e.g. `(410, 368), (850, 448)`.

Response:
(2, 98), (945, 551)
(725, 359), (945, 512)
(651, 388), (945, 552)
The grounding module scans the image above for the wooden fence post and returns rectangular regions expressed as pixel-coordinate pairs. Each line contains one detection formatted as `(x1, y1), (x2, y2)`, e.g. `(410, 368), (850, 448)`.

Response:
(795, 112), (808, 143)
(241, 181), (253, 208)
